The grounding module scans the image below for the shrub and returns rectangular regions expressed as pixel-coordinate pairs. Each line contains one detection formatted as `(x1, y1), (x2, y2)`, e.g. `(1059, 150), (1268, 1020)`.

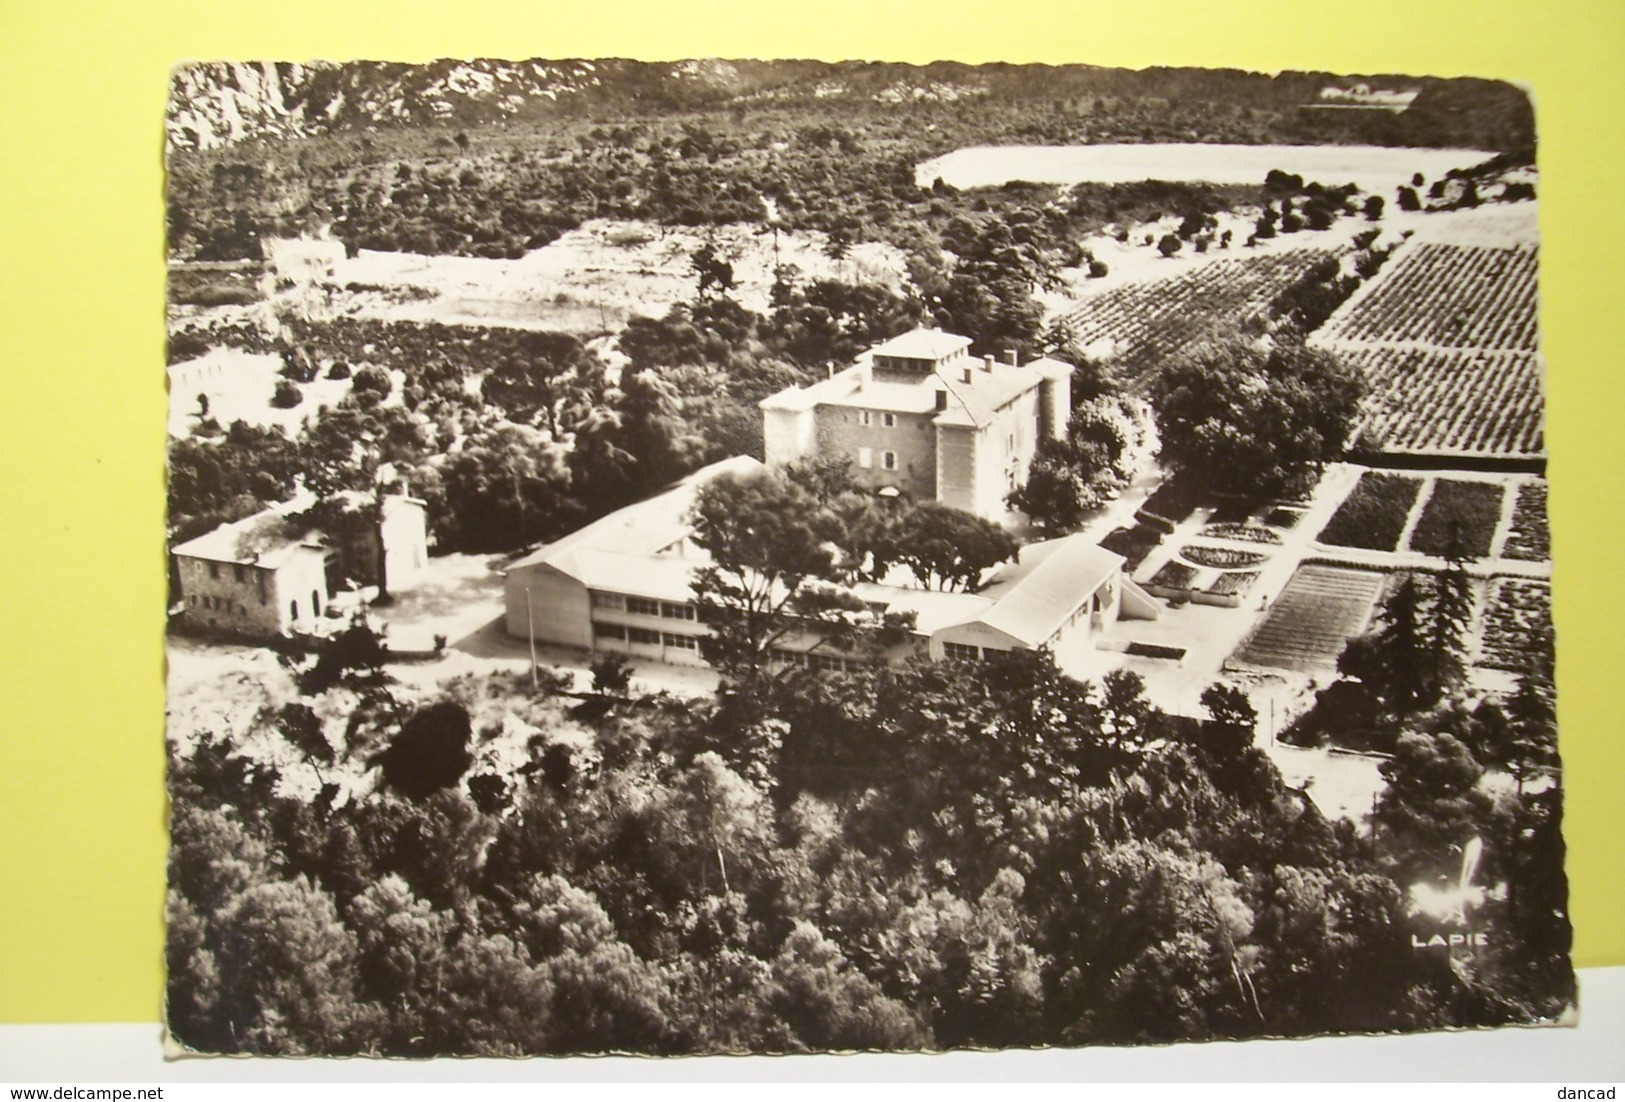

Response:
(271, 379), (302, 409)
(327, 361), (352, 380)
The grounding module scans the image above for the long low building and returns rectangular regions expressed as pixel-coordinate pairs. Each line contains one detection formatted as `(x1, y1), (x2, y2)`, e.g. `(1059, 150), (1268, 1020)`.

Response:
(503, 457), (1157, 670)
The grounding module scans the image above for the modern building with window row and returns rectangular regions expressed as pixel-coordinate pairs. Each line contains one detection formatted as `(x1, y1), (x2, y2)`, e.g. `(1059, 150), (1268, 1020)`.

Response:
(502, 456), (1158, 671)
(759, 327), (1076, 520)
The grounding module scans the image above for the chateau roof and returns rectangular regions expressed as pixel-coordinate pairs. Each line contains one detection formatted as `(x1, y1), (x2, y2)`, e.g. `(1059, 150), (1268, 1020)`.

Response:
(869, 327), (973, 361)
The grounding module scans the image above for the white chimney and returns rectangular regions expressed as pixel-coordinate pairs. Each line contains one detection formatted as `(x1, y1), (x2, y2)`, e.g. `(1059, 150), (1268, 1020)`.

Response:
(982, 354), (995, 372)
(1005, 349), (1019, 367)
(962, 365), (975, 385)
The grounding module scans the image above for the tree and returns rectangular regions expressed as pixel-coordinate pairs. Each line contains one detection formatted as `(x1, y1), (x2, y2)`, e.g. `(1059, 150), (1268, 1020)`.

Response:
(1151, 339), (1366, 498)
(350, 365), (393, 408)
(590, 652), (634, 696)
(1157, 233), (1182, 258)
(1364, 195), (1386, 221)
(1374, 732), (1493, 881)
(764, 922), (932, 1050)
(1339, 573), (1434, 714)
(202, 877), (370, 1054)
(480, 332), (599, 437)
(685, 468), (877, 682)
(691, 241), (736, 298)
(437, 422), (578, 552)
(887, 501), (1017, 592)
(376, 701), (474, 801)
(1008, 402), (1136, 532)
(1428, 541), (1475, 700)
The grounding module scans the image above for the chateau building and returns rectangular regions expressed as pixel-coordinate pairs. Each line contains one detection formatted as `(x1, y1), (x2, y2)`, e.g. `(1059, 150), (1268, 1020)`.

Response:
(759, 327), (1076, 519)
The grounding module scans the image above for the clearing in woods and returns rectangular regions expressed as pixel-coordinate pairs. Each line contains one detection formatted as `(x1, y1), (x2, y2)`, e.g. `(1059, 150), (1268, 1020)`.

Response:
(1234, 563), (1388, 672)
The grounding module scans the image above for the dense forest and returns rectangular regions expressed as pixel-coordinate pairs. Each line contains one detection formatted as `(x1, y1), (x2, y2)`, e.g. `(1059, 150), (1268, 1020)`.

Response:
(167, 626), (1570, 1055)
(167, 60), (1534, 263)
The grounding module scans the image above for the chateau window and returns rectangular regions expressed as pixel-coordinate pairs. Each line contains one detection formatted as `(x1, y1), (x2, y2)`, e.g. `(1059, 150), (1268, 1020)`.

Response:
(233, 564), (246, 583)
(858, 447), (873, 469)
(208, 562), (220, 580)
(857, 410), (872, 426)
(626, 596), (662, 617)
(881, 412), (897, 428)
(881, 450), (898, 471)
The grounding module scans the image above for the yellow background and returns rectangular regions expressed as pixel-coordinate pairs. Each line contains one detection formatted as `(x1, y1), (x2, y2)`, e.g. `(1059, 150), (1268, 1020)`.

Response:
(1, 0), (1621, 1025)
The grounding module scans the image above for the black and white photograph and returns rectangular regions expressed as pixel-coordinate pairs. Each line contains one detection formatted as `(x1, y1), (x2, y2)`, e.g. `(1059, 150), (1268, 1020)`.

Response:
(162, 58), (1568, 1057)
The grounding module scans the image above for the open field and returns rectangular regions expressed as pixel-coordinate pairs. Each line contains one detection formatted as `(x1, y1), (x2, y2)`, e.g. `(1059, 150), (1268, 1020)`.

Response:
(1409, 479), (1506, 557)
(1234, 563), (1387, 672)
(915, 143), (1495, 192)
(166, 348), (402, 437)
(321, 218), (909, 332)
(1317, 472), (1425, 552)
(1058, 247), (1338, 382)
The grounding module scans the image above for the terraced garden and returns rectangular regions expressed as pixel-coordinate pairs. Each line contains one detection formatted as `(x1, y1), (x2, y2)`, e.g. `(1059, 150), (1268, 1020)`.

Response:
(1342, 347), (1545, 459)
(1314, 240), (1545, 461)
(1478, 577), (1553, 674)
(1501, 480), (1551, 561)
(1318, 242), (1539, 351)
(1060, 248), (1338, 385)
(1234, 564), (1388, 672)
(1318, 472), (1424, 552)
(1408, 479), (1506, 558)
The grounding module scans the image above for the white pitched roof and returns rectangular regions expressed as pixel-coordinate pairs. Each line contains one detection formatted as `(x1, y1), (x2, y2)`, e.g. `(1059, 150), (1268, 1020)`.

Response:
(971, 535), (1125, 647)
(505, 456), (764, 573)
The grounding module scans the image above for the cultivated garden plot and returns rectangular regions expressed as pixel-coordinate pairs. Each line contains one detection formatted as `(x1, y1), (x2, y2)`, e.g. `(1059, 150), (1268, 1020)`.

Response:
(1317, 472), (1425, 552)
(1233, 564), (1388, 672)
(1314, 239), (1545, 462)
(1501, 479), (1552, 561)
(1342, 347), (1545, 459)
(1317, 242), (1539, 351)
(1407, 479), (1506, 558)
(1478, 576), (1555, 674)
(1228, 568), (1384, 672)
